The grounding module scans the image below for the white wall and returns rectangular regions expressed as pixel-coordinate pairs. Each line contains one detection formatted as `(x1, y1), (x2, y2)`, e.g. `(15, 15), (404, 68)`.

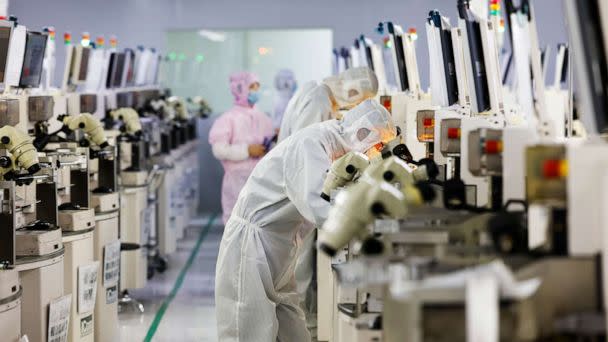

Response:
(165, 29), (332, 115)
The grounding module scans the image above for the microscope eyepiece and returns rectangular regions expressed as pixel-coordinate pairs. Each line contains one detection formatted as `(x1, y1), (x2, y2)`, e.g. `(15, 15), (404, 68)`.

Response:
(318, 243), (337, 257)
(320, 192), (331, 202)
(27, 163), (42, 175)
(419, 158), (440, 179)
(415, 181), (436, 203)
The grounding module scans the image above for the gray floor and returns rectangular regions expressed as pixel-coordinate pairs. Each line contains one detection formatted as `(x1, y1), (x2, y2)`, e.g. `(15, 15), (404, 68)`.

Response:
(119, 217), (223, 341)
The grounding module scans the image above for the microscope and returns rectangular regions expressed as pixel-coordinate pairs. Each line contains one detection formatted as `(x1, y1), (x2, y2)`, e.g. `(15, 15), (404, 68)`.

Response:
(320, 151), (370, 202)
(0, 19), (72, 342)
(188, 95), (212, 118)
(319, 156), (435, 256)
(0, 123), (44, 342)
(59, 112), (109, 148)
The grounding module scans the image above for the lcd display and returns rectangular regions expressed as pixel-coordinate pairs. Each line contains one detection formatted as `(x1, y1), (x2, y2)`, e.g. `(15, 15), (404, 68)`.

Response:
(458, 2), (491, 112)
(106, 52), (126, 88)
(387, 23), (409, 92)
(19, 32), (47, 88)
(0, 26), (12, 84)
(105, 52), (117, 88)
(78, 47), (90, 82)
(112, 52), (125, 87)
(152, 55), (161, 84)
(125, 49), (135, 86)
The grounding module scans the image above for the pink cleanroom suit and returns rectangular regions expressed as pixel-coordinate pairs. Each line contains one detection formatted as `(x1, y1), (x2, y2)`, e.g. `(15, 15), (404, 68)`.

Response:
(209, 72), (274, 223)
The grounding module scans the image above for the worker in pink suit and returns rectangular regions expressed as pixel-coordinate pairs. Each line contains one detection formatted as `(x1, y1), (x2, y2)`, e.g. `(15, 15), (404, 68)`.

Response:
(209, 72), (274, 224)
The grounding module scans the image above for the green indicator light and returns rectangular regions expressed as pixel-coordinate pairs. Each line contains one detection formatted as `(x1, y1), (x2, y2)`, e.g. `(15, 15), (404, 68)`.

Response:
(178, 53), (186, 61)
(195, 54), (204, 62)
(168, 52), (177, 61)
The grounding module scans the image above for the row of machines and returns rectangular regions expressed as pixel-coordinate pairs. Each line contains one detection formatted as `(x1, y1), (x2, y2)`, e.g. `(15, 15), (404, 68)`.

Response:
(318, 0), (606, 341)
(0, 17), (203, 342)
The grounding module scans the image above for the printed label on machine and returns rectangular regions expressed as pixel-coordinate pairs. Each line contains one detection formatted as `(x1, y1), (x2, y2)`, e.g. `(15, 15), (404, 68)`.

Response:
(103, 240), (121, 286)
(80, 314), (94, 337)
(48, 294), (72, 342)
(373, 219), (400, 233)
(141, 204), (155, 256)
(106, 285), (118, 304)
(78, 261), (99, 314)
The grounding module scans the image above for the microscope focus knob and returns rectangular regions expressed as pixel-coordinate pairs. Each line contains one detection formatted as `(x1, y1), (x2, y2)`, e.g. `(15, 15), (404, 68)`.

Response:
(79, 122), (86, 129)
(370, 202), (385, 215)
(383, 171), (395, 182)
(1, 136), (10, 145)
(0, 156), (11, 168)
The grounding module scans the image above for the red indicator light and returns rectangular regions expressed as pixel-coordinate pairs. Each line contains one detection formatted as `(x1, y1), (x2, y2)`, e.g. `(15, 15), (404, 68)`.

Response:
(542, 159), (567, 179)
(381, 97), (391, 113)
(484, 140), (502, 154)
(423, 118), (434, 127)
(447, 127), (460, 139)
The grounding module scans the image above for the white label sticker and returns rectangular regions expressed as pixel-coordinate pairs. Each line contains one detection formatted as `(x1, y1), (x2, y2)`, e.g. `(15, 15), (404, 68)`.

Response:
(78, 262), (99, 314)
(528, 204), (550, 250)
(106, 285), (118, 304)
(103, 240), (121, 287)
(374, 219), (400, 234)
(48, 294), (72, 342)
(80, 314), (94, 337)
(141, 204), (155, 256)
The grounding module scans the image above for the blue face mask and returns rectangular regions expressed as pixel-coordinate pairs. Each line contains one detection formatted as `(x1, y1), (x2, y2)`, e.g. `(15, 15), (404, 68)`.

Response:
(247, 91), (260, 105)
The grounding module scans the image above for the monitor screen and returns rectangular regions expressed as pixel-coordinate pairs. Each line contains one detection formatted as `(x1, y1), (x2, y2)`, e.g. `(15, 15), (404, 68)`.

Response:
(458, 1), (490, 112)
(112, 52), (125, 88)
(439, 26), (458, 105)
(559, 45), (569, 84)
(125, 49), (135, 86)
(388, 23), (409, 92)
(78, 47), (90, 82)
(105, 52), (117, 88)
(0, 26), (12, 84)
(573, 0), (608, 133)
(19, 32), (47, 88)
(152, 55), (161, 84)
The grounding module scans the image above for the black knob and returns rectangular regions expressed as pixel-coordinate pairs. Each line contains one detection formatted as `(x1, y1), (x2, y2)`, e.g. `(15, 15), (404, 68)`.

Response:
(318, 243), (337, 257)
(79, 123), (86, 129)
(361, 237), (384, 255)
(415, 181), (436, 202)
(383, 171), (395, 182)
(370, 202), (386, 215)
(419, 158), (439, 179)
(1, 136), (10, 144)
(0, 156), (11, 168)
(27, 163), (42, 175)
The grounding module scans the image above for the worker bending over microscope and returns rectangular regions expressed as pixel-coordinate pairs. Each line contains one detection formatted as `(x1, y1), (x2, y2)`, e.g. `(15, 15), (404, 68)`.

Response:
(215, 99), (399, 342)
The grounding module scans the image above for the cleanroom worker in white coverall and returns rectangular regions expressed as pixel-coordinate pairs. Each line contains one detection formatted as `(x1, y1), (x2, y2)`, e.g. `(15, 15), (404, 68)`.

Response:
(214, 99), (397, 342)
(277, 67), (379, 142)
(208, 71), (274, 224)
(271, 69), (298, 132)
(277, 66), (380, 335)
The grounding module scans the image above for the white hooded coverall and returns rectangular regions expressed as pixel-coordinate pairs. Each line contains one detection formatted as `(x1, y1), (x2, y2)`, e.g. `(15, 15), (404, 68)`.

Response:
(215, 99), (396, 342)
(278, 67), (379, 143)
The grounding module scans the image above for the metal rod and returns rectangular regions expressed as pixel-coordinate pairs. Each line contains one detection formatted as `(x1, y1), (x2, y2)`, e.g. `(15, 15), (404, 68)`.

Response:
(13, 174), (51, 181)
(57, 160), (85, 167)
(567, 42), (574, 137)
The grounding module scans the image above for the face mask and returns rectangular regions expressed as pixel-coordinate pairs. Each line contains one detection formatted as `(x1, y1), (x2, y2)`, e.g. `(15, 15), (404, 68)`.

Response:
(247, 91), (260, 105)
